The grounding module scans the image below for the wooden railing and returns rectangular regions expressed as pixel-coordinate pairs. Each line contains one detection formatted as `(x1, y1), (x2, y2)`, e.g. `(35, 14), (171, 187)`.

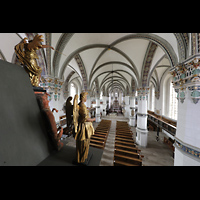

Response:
(147, 111), (177, 137)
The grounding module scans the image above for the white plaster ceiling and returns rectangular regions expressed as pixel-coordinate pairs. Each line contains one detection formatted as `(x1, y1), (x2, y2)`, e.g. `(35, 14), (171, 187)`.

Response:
(56, 33), (177, 94)
(0, 33), (184, 95)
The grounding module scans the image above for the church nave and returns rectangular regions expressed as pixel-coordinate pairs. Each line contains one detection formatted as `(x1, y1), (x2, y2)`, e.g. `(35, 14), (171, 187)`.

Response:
(64, 114), (174, 166)
(1, 33), (200, 166)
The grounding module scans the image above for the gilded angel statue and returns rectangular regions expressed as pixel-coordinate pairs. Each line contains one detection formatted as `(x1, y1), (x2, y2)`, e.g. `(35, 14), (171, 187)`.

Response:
(73, 94), (79, 134)
(72, 92), (96, 165)
(14, 34), (54, 87)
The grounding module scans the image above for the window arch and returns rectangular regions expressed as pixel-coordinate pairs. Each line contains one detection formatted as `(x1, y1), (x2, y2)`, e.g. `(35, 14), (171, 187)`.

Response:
(151, 86), (155, 111)
(100, 91), (103, 99)
(148, 84), (155, 111)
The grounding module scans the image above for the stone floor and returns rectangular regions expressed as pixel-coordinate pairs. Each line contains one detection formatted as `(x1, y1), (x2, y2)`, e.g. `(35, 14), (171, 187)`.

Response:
(131, 127), (174, 166)
(64, 114), (174, 166)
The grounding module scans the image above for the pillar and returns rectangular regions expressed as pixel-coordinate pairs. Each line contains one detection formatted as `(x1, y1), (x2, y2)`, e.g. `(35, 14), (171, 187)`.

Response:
(136, 87), (149, 147)
(129, 95), (136, 126)
(96, 96), (101, 122)
(124, 96), (130, 118)
(171, 57), (200, 165)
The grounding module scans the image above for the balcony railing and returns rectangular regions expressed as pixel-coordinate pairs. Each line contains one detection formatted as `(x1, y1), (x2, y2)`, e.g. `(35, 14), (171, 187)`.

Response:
(147, 113), (176, 136)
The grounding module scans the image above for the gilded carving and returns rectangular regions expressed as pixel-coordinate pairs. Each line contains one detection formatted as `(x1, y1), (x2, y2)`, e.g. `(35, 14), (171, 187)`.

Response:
(15, 34), (54, 87)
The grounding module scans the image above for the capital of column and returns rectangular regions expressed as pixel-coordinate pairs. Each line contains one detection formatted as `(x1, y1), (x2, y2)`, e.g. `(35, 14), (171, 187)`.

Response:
(171, 56), (200, 104)
(137, 87), (149, 101)
(39, 75), (64, 101)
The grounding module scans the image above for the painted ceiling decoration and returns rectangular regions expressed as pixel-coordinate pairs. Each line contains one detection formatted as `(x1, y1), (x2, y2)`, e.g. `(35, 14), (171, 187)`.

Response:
(141, 42), (158, 87)
(45, 33), (52, 75)
(1, 33), (196, 99)
(74, 54), (88, 91)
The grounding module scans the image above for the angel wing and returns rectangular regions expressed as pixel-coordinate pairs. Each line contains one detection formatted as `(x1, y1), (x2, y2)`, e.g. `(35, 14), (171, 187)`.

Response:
(73, 94), (79, 134)
(14, 39), (26, 65)
(27, 34), (44, 50)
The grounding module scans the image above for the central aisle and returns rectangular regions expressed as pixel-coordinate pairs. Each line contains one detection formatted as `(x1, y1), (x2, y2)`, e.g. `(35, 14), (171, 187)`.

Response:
(64, 113), (174, 166)
(99, 114), (128, 166)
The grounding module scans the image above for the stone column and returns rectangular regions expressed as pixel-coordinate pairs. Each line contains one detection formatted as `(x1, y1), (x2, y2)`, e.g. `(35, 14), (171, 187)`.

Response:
(129, 95), (136, 126)
(171, 57), (200, 165)
(136, 87), (149, 147)
(96, 96), (101, 122)
(124, 96), (130, 118)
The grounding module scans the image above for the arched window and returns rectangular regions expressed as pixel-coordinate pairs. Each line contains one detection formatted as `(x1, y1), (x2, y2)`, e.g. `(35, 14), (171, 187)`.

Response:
(70, 83), (76, 98)
(100, 91), (103, 99)
(169, 82), (178, 120)
(148, 85), (155, 111)
(151, 87), (155, 111)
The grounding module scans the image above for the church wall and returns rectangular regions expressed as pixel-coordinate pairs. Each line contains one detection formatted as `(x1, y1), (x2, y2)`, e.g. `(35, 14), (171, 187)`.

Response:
(176, 88), (200, 148)
(174, 147), (200, 166)
(0, 33), (21, 62)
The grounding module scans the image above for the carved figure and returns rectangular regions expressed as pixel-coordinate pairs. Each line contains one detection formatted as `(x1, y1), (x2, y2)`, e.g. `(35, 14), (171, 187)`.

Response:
(131, 109), (135, 116)
(36, 92), (63, 151)
(73, 94), (79, 134)
(73, 92), (95, 164)
(66, 96), (73, 128)
(15, 34), (54, 87)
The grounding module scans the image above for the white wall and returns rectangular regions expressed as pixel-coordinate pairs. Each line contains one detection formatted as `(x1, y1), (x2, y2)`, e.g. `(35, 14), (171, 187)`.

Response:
(174, 147), (200, 166)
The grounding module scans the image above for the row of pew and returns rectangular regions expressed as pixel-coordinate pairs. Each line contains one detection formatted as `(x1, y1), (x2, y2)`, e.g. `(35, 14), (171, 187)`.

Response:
(113, 121), (143, 166)
(90, 120), (111, 149)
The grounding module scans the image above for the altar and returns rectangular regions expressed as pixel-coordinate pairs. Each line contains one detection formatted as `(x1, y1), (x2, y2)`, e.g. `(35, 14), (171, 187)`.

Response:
(112, 97), (121, 113)
(113, 97), (119, 110)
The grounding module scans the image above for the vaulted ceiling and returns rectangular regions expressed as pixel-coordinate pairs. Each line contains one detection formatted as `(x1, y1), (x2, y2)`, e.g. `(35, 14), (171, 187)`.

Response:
(0, 33), (190, 97)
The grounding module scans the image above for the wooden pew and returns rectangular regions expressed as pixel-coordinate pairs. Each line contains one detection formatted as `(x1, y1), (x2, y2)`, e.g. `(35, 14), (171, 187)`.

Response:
(115, 140), (136, 147)
(115, 136), (135, 143)
(92, 133), (107, 139)
(114, 148), (140, 159)
(95, 131), (108, 135)
(94, 132), (107, 137)
(90, 120), (111, 150)
(91, 135), (105, 141)
(114, 121), (143, 166)
(115, 143), (140, 153)
(90, 138), (105, 147)
(114, 154), (142, 166)
(116, 133), (133, 138)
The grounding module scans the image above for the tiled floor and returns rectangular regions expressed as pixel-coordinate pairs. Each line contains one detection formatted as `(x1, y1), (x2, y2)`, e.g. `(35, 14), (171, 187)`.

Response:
(64, 114), (174, 166)
(131, 127), (174, 166)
